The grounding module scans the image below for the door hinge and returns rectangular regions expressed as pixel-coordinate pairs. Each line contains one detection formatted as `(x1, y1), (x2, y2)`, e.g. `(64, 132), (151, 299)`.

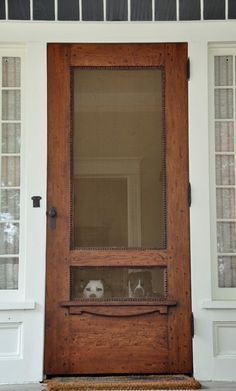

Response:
(187, 58), (190, 80)
(191, 313), (194, 337)
(188, 182), (191, 207)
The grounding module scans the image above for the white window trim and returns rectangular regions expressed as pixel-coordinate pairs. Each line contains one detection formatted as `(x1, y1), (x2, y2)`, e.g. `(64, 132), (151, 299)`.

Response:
(0, 46), (27, 303)
(209, 44), (236, 300)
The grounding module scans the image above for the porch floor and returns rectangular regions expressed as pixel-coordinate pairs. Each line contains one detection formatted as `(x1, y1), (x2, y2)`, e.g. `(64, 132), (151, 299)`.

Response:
(0, 382), (236, 391)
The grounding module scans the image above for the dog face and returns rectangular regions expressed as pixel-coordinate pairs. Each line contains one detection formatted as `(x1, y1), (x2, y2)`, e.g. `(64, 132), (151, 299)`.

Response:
(83, 279), (104, 299)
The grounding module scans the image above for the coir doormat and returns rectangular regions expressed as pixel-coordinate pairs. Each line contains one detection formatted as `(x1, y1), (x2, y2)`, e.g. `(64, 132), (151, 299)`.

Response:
(46, 375), (201, 390)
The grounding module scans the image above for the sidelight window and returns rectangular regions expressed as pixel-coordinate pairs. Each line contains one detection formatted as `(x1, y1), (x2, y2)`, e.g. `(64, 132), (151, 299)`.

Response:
(210, 46), (236, 298)
(0, 55), (22, 290)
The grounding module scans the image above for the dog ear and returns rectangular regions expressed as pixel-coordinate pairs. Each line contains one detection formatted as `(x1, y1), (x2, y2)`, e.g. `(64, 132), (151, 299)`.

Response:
(80, 279), (87, 290)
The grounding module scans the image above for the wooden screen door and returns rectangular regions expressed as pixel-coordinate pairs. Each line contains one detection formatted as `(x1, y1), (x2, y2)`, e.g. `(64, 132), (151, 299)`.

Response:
(45, 43), (192, 375)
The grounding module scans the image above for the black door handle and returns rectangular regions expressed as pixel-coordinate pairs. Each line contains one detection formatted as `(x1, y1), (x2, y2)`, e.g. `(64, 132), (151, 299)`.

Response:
(47, 207), (57, 230)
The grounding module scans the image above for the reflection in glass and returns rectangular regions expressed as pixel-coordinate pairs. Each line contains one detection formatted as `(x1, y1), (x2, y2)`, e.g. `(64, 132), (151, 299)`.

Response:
(215, 155), (235, 186)
(214, 56), (233, 86)
(216, 188), (236, 219)
(71, 266), (167, 300)
(215, 122), (234, 152)
(0, 223), (19, 255)
(1, 157), (20, 187)
(217, 222), (236, 254)
(0, 189), (20, 220)
(218, 256), (236, 287)
(2, 90), (21, 120)
(215, 89), (233, 119)
(2, 123), (21, 153)
(73, 68), (165, 248)
(2, 57), (21, 88)
(0, 258), (18, 289)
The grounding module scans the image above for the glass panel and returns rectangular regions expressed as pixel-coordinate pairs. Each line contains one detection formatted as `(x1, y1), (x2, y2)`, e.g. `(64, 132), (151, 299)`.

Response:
(216, 188), (236, 219)
(204, 0), (225, 20)
(179, 0), (201, 21)
(75, 178), (128, 247)
(131, 0), (152, 21)
(217, 222), (236, 253)
(0, 189), (20, 221)
(71, 266), (167, 300)
(8, 0), (30, 20)
(2, 90), (21, 120)
(73, 68), (165, 248)
(107, 0), (128, 21)
(58, 0), (80, 20)
(215, 122), (234, 152)
(229, 0), (236, 19)
(215, 56), (233, 86)
(82, 0), (103, 21)
(215, 155), (235, 185)
(215, 89), (233, 119)
(0, 258), (18, 289)
(1, 157), (20, 187)
(33, 0), (55, 20)
(155, 0), (176, 21)
(0, 223), (19, 255)
(218, 256), (236, 287)
(2, 57), (21, 87)
(2, 123), (21, 153)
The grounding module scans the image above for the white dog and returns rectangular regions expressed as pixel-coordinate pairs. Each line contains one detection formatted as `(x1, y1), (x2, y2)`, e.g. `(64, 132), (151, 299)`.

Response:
(83, 279), (104, 299)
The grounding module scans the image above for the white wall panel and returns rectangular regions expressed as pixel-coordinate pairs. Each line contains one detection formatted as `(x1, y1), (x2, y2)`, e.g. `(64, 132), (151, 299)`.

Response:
(213, 321), (236, 358)
(0, 322), (22, 359)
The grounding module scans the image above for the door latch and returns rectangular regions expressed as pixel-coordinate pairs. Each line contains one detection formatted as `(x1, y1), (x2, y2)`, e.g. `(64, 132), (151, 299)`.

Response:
(47, 207), (57, 230)
(31, 196), (42, 208)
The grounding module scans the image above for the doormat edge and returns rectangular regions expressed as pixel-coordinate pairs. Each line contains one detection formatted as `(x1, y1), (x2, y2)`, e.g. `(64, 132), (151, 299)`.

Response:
(45, 375), (201, 390)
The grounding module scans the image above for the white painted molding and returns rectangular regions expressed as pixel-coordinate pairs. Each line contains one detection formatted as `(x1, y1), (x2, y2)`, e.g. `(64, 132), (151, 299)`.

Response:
(0, 301), (35, 310)
(202, 300), (236, 309)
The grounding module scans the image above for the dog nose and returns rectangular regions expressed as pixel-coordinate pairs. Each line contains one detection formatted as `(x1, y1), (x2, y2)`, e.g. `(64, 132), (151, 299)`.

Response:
(89, 294), (97, 298)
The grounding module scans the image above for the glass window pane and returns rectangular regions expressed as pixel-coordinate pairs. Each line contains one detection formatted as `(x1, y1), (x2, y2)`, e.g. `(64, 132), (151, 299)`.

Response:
(0, 189), (20, 221)
(1, 157), (20, 187)
(71, 266), (167, 300)
(216, 188), (236, 219)
(2, 57), (21, 87)
(215, 155), (235, 186)
(131, 0), (152, 21)
(215, 56), (233, 86)
(0, 258), (18, 289)
(218, 256), (236, 288)
(2, 90), (21, 120)
(0, 223), (19, 255)
(107, 0), (128, 21)
(215, 89), (233, 119)
(215, 122), (234, 152)
(155, 0), (176, 21)
(82, 0), (103, 21)
(2, 123), (21, 153)
(217, 222), (236, 253)
(75, 178), (128, 247)
(73, 68), (166, 248)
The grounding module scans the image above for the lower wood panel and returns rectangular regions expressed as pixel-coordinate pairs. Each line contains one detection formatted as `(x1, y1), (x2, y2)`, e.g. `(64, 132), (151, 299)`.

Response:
(67, 313), (169, 374)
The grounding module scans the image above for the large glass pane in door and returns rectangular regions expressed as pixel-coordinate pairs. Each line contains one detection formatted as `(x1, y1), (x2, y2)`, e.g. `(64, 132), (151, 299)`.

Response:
(72, 68), (166, 248)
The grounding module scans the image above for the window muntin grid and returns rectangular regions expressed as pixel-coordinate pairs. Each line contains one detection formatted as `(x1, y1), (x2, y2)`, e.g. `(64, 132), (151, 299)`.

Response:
(214, 55), (236, 288)
(0, 57), (21, 290)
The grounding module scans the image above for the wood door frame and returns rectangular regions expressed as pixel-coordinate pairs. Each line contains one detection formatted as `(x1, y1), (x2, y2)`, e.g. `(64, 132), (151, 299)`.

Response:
(45, 43), (192, 375)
